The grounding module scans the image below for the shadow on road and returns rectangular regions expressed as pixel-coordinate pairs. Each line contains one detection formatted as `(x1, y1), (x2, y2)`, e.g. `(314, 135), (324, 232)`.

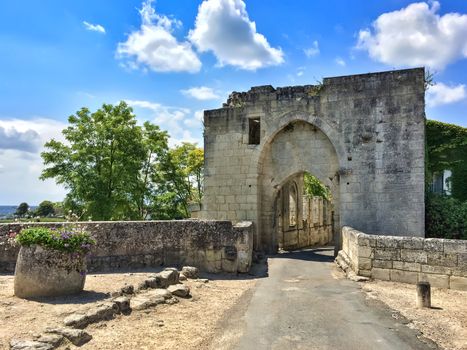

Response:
(273, 246), (335, 263)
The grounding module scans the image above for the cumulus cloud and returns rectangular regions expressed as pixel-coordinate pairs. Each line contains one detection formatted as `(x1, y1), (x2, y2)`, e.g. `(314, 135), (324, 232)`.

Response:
(356, 1), (467, 70)
(125, 99), (202, 146)
(181, 86), (220, 100)
(426, 82), (466, 107)
(83, 21), (106, 34)
(189, 0), (284, 70)
(335, 57), (346, 66)
(0, 126), (41, 153)
(304, 41), (320, 58)
(117, 0), (201, 73)
(0, 118), (67, 204)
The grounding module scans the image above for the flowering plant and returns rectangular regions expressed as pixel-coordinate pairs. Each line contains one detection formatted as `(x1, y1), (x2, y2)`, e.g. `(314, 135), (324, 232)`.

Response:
(15, 226), (95, 255)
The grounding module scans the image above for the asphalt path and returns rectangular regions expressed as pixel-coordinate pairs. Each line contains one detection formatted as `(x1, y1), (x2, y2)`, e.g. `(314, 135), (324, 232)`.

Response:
(213, 247), (438, 350)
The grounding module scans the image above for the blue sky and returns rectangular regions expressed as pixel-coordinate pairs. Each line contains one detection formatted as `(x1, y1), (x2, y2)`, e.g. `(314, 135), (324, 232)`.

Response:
(0, 0), (466, 204)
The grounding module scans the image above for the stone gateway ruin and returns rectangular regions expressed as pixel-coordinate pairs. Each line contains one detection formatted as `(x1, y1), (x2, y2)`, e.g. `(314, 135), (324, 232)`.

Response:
(201, 68), (426, 253)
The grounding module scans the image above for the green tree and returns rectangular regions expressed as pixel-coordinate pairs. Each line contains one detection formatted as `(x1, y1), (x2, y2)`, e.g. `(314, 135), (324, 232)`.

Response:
(35, 200), (55, 217)
(41, 102), (150, 220)
(303, 173), (331, 200)
(147, 143), (204, 219)
(15, 202), (29, 217)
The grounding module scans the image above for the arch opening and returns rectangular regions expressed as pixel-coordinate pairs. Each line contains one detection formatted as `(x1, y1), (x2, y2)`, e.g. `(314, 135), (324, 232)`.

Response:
(258, 120), (340, 253)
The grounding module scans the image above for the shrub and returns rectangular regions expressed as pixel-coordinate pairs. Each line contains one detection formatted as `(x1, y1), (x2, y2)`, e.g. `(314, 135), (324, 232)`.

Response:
(15, 226), (95, 254)
(425, 194), (467, 240)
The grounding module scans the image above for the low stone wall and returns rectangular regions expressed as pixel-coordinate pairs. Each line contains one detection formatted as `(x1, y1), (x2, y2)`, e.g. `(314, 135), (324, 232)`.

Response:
(337, 226), (467, 290)
(0, 220), (254, 274)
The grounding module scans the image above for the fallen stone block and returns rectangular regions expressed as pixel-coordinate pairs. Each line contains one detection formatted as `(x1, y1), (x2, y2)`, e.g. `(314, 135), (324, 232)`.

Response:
(85, 303), (118, 323)
(114, 296), (131, 313)
(179, 273), (187, 281)
(145, 277), (158, 289)
(131, 295), (165, 311)
(10, 339), (53, 350)
(153, 269), (179, 288)
(182, 266), (199, 279)
(36, 334), (64, 348)
(120, 284), (134, 295)
(46, 328), (92, 346)
(146, 288), (172, 300)
(168, 284), (191, 298)
(63, 313), (89, 329)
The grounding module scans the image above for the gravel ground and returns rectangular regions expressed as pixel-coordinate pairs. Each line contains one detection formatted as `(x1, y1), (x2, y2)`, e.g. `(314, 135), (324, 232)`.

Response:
(0, 271), (257, 350)
(362, 280), (467, 350)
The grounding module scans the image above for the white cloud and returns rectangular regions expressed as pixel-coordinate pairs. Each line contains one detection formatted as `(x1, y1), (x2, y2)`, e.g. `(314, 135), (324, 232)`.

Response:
(83, 21), (106, 34)
(189, 0), (284, 70)
(125, 99), (202, 147)
(181, 86), (220, 100)
(0, 118), (67, 204)
(117, 0), (201, 73)
(304, 41), (320, 58)
(356, 1), (467, 70)
(335, 57), (346, 66)
(426, 82), (466, 107)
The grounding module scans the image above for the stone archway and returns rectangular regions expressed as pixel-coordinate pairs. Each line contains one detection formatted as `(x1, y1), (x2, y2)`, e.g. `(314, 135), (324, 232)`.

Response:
(258, 120), (340, 253)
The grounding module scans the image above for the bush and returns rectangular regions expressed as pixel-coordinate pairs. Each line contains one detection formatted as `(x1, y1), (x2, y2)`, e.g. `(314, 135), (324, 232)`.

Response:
(16, 227), (95, 254)
(425, 194), (467, 240)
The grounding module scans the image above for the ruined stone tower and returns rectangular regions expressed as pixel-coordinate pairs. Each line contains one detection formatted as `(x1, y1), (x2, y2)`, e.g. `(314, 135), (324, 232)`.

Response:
(201, 68), (426, 253)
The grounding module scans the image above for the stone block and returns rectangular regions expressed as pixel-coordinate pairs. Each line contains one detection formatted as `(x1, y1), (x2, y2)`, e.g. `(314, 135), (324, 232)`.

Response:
(400, 237), (424, 250)
(423, 238), (444, 252)
(357, 246), (374, 258)
(444, 240), (467, 254)
(358, 257), (372, 271)
(427, 252), (458, 268)
(373, 259), (393, 269)
(376, 237), (400, 249)
(390, 270), (418, 284)
(418, 273), (449, 289)
(451, 268), (467, 277)
(449, 276), (467, 291)
(374, 248), (400, 261)
(400, 250), (427, 263)
(421, 265), (452, 275)
(371, 268), (391, 281)
(393, 261), (421, 272)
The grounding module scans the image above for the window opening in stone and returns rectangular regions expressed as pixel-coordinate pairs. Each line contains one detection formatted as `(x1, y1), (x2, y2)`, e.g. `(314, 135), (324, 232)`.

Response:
(248, 118), (261, 145)
(289, 183), (297, 227)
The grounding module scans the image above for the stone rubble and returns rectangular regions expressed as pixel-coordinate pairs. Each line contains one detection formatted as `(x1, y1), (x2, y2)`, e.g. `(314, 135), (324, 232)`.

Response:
(10, 266), (200, 349)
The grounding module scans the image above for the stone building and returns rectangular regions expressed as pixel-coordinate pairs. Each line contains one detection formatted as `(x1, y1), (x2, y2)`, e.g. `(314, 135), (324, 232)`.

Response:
(201, 68), (426, 253)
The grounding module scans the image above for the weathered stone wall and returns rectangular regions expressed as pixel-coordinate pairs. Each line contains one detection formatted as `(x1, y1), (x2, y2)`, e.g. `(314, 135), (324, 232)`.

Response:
(202, 68), (425, 252)
(0, 220), (254, 274)
(338, 226), (467, 290)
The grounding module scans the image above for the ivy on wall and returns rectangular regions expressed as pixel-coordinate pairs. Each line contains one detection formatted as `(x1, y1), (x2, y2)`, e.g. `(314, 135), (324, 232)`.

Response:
(426, 120), (467, 201)
(426, 120), (467, 239)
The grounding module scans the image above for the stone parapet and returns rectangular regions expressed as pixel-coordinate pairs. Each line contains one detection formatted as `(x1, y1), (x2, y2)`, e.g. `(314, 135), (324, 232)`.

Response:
(0, 220), (254, 274)
(338, 226), (467, 290)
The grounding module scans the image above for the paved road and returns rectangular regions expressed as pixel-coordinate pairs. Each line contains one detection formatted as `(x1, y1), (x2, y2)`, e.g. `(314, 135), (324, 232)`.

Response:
(214, 247), (437, 350)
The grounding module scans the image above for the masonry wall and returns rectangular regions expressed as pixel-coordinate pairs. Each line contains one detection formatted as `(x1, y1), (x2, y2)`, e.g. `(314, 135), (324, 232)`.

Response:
(202, 68), (426, 252)
(338, 226), (467, 290)
(0, 220), (254, 274)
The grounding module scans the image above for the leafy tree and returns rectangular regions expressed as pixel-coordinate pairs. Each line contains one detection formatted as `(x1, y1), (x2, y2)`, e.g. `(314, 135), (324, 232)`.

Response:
(147, 143), (204, 219)
(303, 173), (331, 200)
(35, 200), (55, 217)
(41, 102), (149, 220)
(15, 202), (29, 217)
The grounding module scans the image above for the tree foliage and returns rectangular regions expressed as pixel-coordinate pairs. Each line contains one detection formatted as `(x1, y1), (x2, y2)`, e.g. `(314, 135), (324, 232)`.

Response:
(40, 102), (204, 221)
(426, 193), (467, 240)
(15, 202), (29, 217)
(303, 173), (330, 200)
(35, 200), (55, 217)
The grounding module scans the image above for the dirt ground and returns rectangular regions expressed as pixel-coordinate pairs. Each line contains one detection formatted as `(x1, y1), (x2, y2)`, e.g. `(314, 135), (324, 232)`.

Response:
(362, 280), (467, 350)
(0, 271), (257, 350)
